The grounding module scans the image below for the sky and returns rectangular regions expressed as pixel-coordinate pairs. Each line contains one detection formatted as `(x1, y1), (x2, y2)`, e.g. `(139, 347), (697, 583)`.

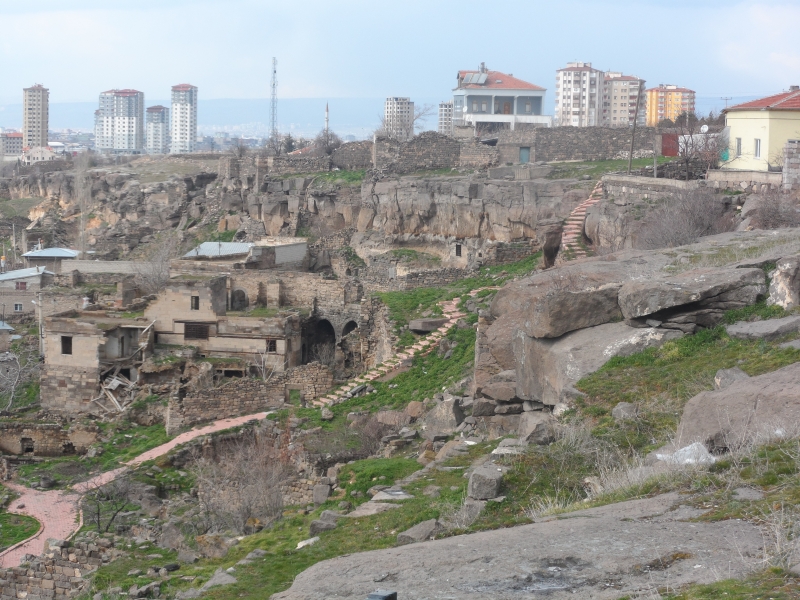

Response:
(0, 0), (798, 136)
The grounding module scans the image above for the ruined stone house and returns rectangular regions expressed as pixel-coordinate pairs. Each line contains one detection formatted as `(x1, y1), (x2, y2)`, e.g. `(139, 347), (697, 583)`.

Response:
(0, 265), (54, 318)
(40, 311), (155, 414)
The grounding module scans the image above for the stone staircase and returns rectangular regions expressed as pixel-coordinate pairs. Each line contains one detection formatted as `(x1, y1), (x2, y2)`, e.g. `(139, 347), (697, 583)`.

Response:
(313, 290), (496, 408)
(560, 181), (604, 260)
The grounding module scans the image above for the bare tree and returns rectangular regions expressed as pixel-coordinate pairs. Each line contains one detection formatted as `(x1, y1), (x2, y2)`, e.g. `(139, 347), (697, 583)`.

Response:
(0, 336), (41, 411)
(754, 191), (800, 229)
(310, 342), (336, 366)
(670, 113), (724, 180)
(313, 129), (342, 156)
(229, 140), (248, 159)
(637, 189), (736, 249)
(81, 476), (134, 533)
(191, 438), (288, 534)
(134, 231), (181, 295)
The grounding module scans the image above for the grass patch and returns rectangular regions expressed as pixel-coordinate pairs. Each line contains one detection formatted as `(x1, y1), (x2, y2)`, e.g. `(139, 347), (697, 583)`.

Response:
(217, 229), (237, 242)
(340, 245), (366, 267)
(376, 251), (541, 328)
(662, 569), (799, 599)
(0, 196), (41, 219)
(0, 512), (40, 550)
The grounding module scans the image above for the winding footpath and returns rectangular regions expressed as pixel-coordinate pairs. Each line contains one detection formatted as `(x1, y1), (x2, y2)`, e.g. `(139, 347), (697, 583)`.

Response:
(0, 412), (269, 568)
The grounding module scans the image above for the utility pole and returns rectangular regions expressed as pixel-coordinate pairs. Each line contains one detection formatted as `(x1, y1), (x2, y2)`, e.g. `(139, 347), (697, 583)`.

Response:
(37, 291), (44, 357)
(270, 58), (278, 151)
(721, 96), (732, 108)
(627, 81), (645, 175)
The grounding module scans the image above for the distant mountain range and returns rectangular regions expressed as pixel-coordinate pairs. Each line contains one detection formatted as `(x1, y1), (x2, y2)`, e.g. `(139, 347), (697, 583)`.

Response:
(0, 97), (444, 139)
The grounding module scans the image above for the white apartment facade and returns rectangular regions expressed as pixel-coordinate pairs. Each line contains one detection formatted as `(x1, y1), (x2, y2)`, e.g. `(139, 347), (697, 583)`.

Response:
(438, 101), (453, 135)
(601, 72), (646, 127)
(452, 64), (550, 132)
(384, 97), (415, 140)
(554, 62), (603, 127)
(146, 105), (170, 154)
(0, 132), (24, 158)
(23, 84), (49, 149)
(95, 89), (145, 154)
(170, 84), (198, 154)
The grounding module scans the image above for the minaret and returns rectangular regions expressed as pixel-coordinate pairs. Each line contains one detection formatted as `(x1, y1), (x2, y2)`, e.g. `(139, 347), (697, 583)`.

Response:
(325, 103), (329, 134)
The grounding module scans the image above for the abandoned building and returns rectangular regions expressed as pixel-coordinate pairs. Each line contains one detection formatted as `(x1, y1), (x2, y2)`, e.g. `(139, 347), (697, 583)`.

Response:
(22, 247), (79, 272)
(180, 237), (308, 272)
(0, 266), (54, 318)
(40, 311), (155, 414)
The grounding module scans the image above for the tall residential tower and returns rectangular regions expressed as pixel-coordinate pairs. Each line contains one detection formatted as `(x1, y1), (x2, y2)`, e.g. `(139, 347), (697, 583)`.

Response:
(23, 84), (49, 148)
(170, 84), (198, 154)
(95, 89), (145, 154)
(146, 106), (169, 154)
(384, 97), (415, 140)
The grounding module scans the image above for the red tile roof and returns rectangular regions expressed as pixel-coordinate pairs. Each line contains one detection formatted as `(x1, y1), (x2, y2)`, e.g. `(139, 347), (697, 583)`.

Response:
(172, 84), (196, 91)
(725, 89), (800, 111)
(2, 132), (23, 138)
(457, 70), (544, 91)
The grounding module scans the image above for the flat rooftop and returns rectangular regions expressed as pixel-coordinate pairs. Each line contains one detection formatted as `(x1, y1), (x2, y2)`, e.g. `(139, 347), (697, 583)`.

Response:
(253, 237), (308, 247)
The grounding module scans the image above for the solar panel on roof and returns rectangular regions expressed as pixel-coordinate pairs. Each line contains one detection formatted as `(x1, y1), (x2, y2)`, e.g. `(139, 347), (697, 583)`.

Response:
(476, 73), (488, 85)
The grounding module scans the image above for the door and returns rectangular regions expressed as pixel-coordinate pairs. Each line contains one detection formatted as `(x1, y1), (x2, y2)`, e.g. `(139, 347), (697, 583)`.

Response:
(504, 102), (511, 115)
(519, 147), (530, 164)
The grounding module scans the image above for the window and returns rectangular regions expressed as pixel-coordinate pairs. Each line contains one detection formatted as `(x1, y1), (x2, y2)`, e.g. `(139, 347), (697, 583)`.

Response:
(455, 244), (462, 257)
(754, 139), (761, 159)
(190, 296), (200, 310)
(472, 101), (478, 111)
(184, 323), (209, 340)
(61, 336), (73, 355)
(267, 339), (277, 353)
(14, 303), (22, 312)
(14, 281), (26, 291)
(735, 138), (742, 157)
(481, 102), (487, 112)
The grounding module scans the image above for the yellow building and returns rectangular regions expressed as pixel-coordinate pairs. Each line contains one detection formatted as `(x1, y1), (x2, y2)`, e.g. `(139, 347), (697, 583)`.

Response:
(722, 87), (800, 172)
(645, 84), (696, 126)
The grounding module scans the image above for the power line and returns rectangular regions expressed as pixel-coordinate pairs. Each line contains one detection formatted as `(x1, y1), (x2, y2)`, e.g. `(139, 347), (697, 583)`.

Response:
(721, 97), (732, 108)
(270, 57), (278, 143)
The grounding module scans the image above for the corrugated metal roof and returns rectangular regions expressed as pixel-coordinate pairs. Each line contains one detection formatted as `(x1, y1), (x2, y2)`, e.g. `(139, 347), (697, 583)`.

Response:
(182, 242), (253, 259)
(22, 248), (79, 258)
(0, 321), (15, 332)
(0, 267), (54, 281)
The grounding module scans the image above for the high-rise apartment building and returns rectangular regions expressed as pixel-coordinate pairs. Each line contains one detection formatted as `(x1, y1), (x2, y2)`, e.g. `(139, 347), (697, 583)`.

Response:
(554, 62), (603, 126)
(0, 132), (24, 157)
(438, 101), (453, 135)
(94, 89), (145, 154)
(384, 97), (415, 140)
(170, 84), (198, 154)
(23, 84), (49, 148)
(146, 106), (169, 154)
(645, 84), (696, 126)
(601, 73), (646, 127)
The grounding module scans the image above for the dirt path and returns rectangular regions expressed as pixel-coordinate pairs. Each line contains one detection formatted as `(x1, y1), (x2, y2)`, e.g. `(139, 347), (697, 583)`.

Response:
(0, 411), (269, 567)
(274, 492), (765, 600)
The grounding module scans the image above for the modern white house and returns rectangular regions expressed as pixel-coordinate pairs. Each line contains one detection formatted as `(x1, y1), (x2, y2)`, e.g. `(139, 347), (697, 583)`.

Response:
(452, 63), (551, 132)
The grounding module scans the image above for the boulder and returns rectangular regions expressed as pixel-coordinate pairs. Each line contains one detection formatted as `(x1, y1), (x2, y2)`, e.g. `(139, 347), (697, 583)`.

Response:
(524, 284), (623, 339)
(422, 398), (464, 434)
(310, 520), (337, 536)
(780, 339), (800, 350)
(677, 362), (800, 452)
(158, 521), (185, 550)
(714, 367), (750, 390)
(513, 322), (682, 406)
(195, 535), (236, 559)
(376, 410), (411, 428)
(200, 568), (237, 592)
(396, 519), (441, 546)
(313, 484), (331, 505)
(611, 402), (637, 421)
(177, 550), (198, 564)
(320, 407), (334, 421)
(472, 398), (497, 417)
(725, 315), (800, 341)
(494, 402), (523, 415)
(409, 318), (448, 333)
(468, 465), (504, 500)
(486, 414), (521, 439)
(618, 267), (766, 321)
(404, 401), (426, 419)
(517, 412), (557, 445)
(480, 382), (517, 402)
(767, 256), (800, 309)
(536, 217), (563, 269)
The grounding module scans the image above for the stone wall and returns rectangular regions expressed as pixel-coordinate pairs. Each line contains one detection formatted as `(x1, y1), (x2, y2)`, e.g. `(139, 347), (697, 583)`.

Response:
(331, 141), (373, 171)
(39, 366), (101, 414)
(458, 140), (499, 169)
(532, 127), (658, 163)
(783, 140), (800, 191)
(602, 174), (702, 203)
(373, 132), (462, 174)
(267, 155), (331, 175)
(165, 362), (334, 433)
(0, 423), (98, 456)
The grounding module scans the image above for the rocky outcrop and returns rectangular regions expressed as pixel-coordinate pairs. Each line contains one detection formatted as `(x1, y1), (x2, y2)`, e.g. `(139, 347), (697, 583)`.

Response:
(273, 493), (763, 600)
(768, 256), (800, 309)
(677, 362), (800, 452)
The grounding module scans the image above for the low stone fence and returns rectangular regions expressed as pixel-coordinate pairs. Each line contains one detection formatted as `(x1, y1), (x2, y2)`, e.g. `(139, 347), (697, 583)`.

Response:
(602, 174), (701, 203)
(706, 169), (783, 193)
(165, 362), (334, 434)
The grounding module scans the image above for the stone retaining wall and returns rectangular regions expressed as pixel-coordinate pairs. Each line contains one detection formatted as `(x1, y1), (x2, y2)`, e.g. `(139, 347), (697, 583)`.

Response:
(783, 140), (800, 191)
(331, 141), (373, 171)
(532, 127), (658, 163)
(165, 362), (333, 433)
(0, 423), (98, 457)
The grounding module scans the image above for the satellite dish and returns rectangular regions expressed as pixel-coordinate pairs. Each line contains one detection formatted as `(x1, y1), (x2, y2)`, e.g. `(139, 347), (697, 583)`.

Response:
(462, 106), (468, 112)
(700, 124), (709, 133)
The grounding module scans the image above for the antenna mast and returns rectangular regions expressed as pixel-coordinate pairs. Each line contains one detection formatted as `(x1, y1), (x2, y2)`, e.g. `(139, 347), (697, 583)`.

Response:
(270, 57), (278, 146)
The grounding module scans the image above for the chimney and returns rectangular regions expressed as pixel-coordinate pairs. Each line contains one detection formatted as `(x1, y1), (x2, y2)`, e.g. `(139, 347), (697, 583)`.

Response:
(480, 62), (486, 73)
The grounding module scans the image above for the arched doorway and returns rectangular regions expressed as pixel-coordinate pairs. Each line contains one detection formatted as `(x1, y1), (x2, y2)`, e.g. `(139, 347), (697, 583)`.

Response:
(342, 320), (358, 337)
(311, 319), (336, 366)
(231, 289), (248, 311)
